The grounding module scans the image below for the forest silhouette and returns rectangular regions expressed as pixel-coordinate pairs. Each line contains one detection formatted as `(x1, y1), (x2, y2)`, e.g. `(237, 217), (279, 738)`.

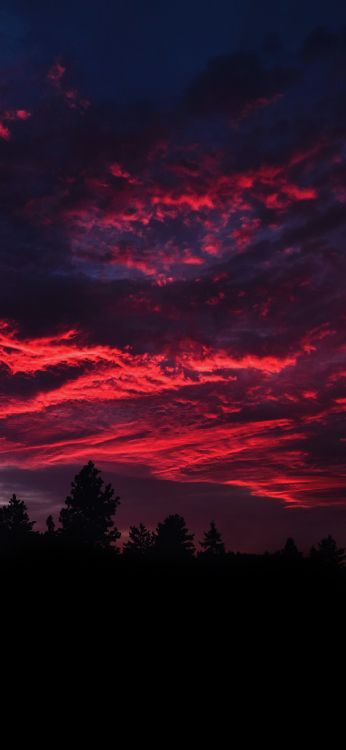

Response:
(1, 461), (345, 594)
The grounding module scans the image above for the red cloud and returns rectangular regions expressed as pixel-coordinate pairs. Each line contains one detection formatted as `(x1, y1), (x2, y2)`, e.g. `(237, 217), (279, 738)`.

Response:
(0, 123), (10, 141)
(0, 109), (31, 140)
(47, 60), (90, 112)
(50, 144), (320, 278)
(1, 321), (345, 508)
(47, 61), (66, 82)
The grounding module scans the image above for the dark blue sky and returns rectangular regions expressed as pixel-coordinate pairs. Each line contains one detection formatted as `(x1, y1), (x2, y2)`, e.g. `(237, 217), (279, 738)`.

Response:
(2, 0), (346, 103)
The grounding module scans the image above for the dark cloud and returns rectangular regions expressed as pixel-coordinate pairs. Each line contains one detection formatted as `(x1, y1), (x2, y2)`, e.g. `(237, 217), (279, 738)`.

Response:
(184, 52), (299, 118)
(302, 26), (346, 62)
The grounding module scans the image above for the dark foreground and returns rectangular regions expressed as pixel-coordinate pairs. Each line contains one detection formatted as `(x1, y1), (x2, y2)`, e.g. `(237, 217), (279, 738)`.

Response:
(2, 541), (346, 699)
(3, 542), (346, 620)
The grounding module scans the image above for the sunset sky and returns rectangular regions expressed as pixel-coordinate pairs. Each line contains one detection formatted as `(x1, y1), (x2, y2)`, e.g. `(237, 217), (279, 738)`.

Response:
(1, 0), (346, 549)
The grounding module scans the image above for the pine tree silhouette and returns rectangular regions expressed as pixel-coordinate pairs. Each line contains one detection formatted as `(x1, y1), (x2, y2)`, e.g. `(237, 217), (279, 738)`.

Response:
(0, 494), (35, 546)
(280, 537), (302, 560)
(123, 523), (154, 558)
(0, 494), (35, 534)
(59, 461), (120, 548)
(46, 514), (56, 535)
(310, 535), (345, 567)
(200, 521), (226, 557)
(154, 514), (195, 560)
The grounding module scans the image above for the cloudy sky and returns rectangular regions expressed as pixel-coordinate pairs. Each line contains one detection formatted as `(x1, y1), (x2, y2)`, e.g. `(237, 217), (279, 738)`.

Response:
(1, 0), (346, 549)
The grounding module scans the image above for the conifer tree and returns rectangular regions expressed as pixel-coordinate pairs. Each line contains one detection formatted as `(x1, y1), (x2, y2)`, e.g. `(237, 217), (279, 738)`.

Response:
(154, 514), (195, 560)
(123, 522), (154, 558)
(59, 461), (120, 548)
(200, 521), (226, 557)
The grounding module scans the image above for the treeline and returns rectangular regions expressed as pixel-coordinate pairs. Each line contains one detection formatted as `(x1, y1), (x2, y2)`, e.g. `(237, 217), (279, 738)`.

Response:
(0, 460), (345, 570)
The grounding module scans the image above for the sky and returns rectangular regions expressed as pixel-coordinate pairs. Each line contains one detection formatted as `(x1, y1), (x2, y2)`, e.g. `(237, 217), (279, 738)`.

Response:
(1, 0), (346, 550)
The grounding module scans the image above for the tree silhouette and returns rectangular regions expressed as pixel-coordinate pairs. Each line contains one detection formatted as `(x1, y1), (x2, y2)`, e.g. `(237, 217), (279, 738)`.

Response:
(46, 514), (56, 535)
(200, 521), (226, 558)
(154, 514), (195, 560)
(123, 522), (154, 558)
(0, 494), (35, 545)
(280, 537), (302, 560)
(310, 535), (345, 567)
(59, 461), (120, 548)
